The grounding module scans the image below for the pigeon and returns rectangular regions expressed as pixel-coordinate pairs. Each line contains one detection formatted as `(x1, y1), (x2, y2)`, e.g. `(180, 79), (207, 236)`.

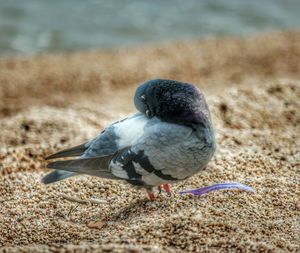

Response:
(42, 79), (216, 200)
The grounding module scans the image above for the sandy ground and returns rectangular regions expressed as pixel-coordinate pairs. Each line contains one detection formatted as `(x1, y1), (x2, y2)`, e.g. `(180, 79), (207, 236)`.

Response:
(0, 32), (299, 253)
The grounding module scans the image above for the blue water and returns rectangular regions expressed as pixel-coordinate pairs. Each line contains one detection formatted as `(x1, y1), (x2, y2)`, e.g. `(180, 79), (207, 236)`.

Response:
(0, 0), (300, 57)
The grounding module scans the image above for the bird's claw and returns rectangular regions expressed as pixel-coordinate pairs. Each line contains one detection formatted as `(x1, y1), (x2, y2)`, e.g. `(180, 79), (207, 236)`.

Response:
(147, 192), (156, 201)
(157, 184), (171, 196)
(162, 183), (171, 196)
(147, 184), (171, 200)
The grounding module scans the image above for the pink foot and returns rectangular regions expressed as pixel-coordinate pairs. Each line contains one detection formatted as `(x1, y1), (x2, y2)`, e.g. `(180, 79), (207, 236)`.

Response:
(147, 192), (156, 201)
(162, 183), (171, 196)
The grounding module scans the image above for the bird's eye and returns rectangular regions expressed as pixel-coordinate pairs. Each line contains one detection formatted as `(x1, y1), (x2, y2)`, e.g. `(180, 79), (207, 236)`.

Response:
(140, 94), (146, 101)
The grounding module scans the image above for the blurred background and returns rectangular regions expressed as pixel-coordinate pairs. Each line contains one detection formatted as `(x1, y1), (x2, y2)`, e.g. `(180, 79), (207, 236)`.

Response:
(1, 0), (300, 57)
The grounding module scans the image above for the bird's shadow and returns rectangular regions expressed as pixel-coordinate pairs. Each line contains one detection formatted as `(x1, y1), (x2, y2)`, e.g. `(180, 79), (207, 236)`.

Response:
(90, 193), (173, 229)
(108, 197), (156, 223)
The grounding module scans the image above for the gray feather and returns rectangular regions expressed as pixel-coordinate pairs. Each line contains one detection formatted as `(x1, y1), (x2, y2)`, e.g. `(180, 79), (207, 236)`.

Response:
(45, 114), (143, 161)
(42, 170), (76, 184)
(83, 127), (118, 158)
(46, 155), (120, 180)
(46, 143), (87, 160)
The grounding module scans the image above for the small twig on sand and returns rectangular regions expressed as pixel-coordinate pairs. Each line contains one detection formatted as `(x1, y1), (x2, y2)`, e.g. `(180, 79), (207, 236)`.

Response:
(59, 194), (108, 228)
(60, 194), (106, 205)
(67, 203), (80, 216)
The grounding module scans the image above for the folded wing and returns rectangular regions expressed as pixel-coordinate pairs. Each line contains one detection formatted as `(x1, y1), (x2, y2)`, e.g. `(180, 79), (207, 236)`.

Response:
(109, 119), (195, 186)
(43, 113), (148, 184)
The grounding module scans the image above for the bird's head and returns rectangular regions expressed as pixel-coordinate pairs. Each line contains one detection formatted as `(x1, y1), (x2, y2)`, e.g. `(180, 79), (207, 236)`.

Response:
(134, 79), (211, 127)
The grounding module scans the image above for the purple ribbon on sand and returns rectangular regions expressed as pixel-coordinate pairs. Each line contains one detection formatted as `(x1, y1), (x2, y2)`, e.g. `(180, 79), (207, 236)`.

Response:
(179, 182), (255, 196)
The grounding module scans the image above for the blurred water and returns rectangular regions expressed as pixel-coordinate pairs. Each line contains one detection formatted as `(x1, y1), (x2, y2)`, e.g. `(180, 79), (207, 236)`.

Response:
(0, 0), (300, 57)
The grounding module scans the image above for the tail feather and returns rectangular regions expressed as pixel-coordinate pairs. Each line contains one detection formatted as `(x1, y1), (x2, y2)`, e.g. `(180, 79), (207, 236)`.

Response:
(46, 143), (87, 160)
(46, 156), (119, 180)
(43, 147), (130, 184)
(42, 170), (76, 184)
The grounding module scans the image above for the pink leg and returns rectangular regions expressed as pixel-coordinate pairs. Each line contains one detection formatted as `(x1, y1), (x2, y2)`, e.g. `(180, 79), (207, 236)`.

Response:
(162, 184), (171, 196)
(146, 187), (156, 201)
(147, 192), (156, 201)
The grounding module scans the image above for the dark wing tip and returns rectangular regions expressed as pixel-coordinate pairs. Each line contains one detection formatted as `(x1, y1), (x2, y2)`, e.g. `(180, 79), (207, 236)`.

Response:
(45, 143), (87, 160)
(45, 152), (68, 160)
(45, 153), (59, 160)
